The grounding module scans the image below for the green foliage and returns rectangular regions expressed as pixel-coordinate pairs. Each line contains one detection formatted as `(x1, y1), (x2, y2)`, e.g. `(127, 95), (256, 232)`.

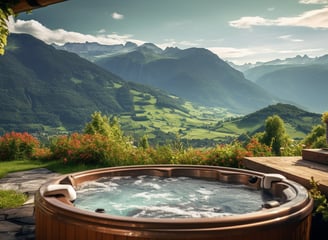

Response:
(138, 135), (149, 149)
(0, 189), (27, 209)
(0, 132), (40, 160)
(322, 112), (328, 123)
(205, 141), (251, 167)
(84, 112), (122, 139)
(259, 115), (289, 155)
(0, 1), (17, 55)
(279, 139), (304, 156)
(48, 130), (272, 169)
(303, 124), (327, 148)
(309, 177), (328, 222)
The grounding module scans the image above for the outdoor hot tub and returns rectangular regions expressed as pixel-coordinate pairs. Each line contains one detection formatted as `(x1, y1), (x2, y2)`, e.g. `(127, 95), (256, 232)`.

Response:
(35, 165), (313, 240)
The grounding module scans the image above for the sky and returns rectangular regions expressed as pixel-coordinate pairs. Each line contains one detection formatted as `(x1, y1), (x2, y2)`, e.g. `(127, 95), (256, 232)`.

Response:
(7, 0), (328, 64)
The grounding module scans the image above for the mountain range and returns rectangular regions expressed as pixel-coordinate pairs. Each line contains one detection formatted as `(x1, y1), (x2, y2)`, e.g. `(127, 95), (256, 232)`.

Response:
(55, 41), (278, 114)
(231, 55), (328, 113)
(56, 41), (328, 114)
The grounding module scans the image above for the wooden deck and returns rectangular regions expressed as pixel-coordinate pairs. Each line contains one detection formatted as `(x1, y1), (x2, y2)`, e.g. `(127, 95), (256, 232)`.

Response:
(242, 156), (328, 196)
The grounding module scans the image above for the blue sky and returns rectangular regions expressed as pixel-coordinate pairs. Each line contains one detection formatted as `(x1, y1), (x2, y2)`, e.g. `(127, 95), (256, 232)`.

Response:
(8, 0), (328, 64)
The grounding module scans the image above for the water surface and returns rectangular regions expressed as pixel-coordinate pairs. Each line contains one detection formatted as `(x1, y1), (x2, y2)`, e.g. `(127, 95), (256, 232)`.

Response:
(74, 175), (271, 218)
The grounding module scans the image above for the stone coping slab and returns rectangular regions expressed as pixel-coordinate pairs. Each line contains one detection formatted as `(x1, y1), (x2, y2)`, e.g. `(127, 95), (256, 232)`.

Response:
(0, 168), (60, 240)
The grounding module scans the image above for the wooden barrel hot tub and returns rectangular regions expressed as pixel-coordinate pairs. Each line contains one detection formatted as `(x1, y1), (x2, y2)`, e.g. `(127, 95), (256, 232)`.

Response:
(35, 165), (313, 240)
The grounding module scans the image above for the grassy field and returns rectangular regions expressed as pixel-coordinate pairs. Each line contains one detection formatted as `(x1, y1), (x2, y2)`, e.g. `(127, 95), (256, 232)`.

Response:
(120, 91), (241, 144)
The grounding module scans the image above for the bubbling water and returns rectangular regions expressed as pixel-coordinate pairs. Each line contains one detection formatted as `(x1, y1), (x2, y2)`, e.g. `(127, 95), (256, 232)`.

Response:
(74, 175), (273, 218)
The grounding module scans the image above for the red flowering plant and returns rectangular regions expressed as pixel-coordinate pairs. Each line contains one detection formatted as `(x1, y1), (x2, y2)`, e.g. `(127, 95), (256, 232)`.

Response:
(0, 131), (40, 160)
(245, 137), (272, 157)
(50, 132), (136, 166)
(51, 133), (107, 164)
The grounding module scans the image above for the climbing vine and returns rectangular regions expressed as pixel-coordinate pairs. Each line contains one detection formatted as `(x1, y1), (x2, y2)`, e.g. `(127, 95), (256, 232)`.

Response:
(0, 0), (18, 55)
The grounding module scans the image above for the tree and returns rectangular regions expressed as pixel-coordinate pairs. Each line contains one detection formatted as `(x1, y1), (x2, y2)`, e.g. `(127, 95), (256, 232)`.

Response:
(84, 112), (124, 142)
(260, 115), (289, 155)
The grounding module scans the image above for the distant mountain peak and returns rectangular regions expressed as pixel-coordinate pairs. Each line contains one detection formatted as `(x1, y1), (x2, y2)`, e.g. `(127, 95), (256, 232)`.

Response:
(139, 43), (163, 54)
(125, 41), (138, 48)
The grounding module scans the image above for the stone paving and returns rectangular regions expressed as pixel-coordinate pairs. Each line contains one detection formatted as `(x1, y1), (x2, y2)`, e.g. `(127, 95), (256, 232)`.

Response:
(0, 168), (60, 240)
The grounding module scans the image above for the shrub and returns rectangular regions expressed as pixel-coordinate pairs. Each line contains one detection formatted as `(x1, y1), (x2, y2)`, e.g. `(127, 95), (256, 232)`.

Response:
(31, 147), (52, 161)
(0, 132), (40, 161)
(50, 133), (135, 166)
(303, 125), (327, 148)
(309, 177), (328, 221)
(205, 141), (250, 168)
(172, 148), (208, 165)
(245, 138), (272, 157)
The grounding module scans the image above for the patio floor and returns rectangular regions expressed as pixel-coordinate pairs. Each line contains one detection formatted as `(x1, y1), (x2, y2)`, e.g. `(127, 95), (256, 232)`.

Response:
(242, 156), (328, 195)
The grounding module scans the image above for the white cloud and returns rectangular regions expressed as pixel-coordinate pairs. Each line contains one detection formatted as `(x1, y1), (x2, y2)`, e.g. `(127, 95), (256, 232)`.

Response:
(208, 47), (258, 59)
(7, 18), (144, 46)
(230, 7), (328, 29)
(299, 0), (328, 4)
(278, 35), (304, 42)
(229, 16), (273, 29)
(112, 12), (124, 20)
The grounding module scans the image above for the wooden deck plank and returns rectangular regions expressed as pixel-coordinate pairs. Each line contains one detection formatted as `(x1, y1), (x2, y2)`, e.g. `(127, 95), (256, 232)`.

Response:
(242, 156), (328, 195)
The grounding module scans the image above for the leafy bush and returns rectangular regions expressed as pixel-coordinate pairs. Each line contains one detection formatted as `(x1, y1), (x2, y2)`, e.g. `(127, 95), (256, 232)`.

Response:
(51, 133), (133, 166)
(0, 132), (40, 161)
(32, 147), (52, 161)
(171, 148), (208, 165)
(245, 138), (272, 157)
(309, 177), (328, 221)
(205, 141), (250, 168)
(0, 190), (27, 209)
(303, 125), (327, 148)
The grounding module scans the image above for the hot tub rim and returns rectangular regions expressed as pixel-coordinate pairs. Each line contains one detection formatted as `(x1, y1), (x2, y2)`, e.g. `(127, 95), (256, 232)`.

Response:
(36, 165), (313, 225)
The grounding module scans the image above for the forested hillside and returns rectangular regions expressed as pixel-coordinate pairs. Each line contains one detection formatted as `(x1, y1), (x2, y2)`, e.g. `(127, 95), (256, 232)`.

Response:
(0, 34), (192, 134)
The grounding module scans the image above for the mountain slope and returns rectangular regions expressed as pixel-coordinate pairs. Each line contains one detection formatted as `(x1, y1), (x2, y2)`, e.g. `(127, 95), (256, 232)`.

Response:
(216, 103), (322, 140)
(231, 54), (328, 113)
(243, 63), (328, 113)
(60, 43), (276, 114)
(0, 34), (190, 132)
